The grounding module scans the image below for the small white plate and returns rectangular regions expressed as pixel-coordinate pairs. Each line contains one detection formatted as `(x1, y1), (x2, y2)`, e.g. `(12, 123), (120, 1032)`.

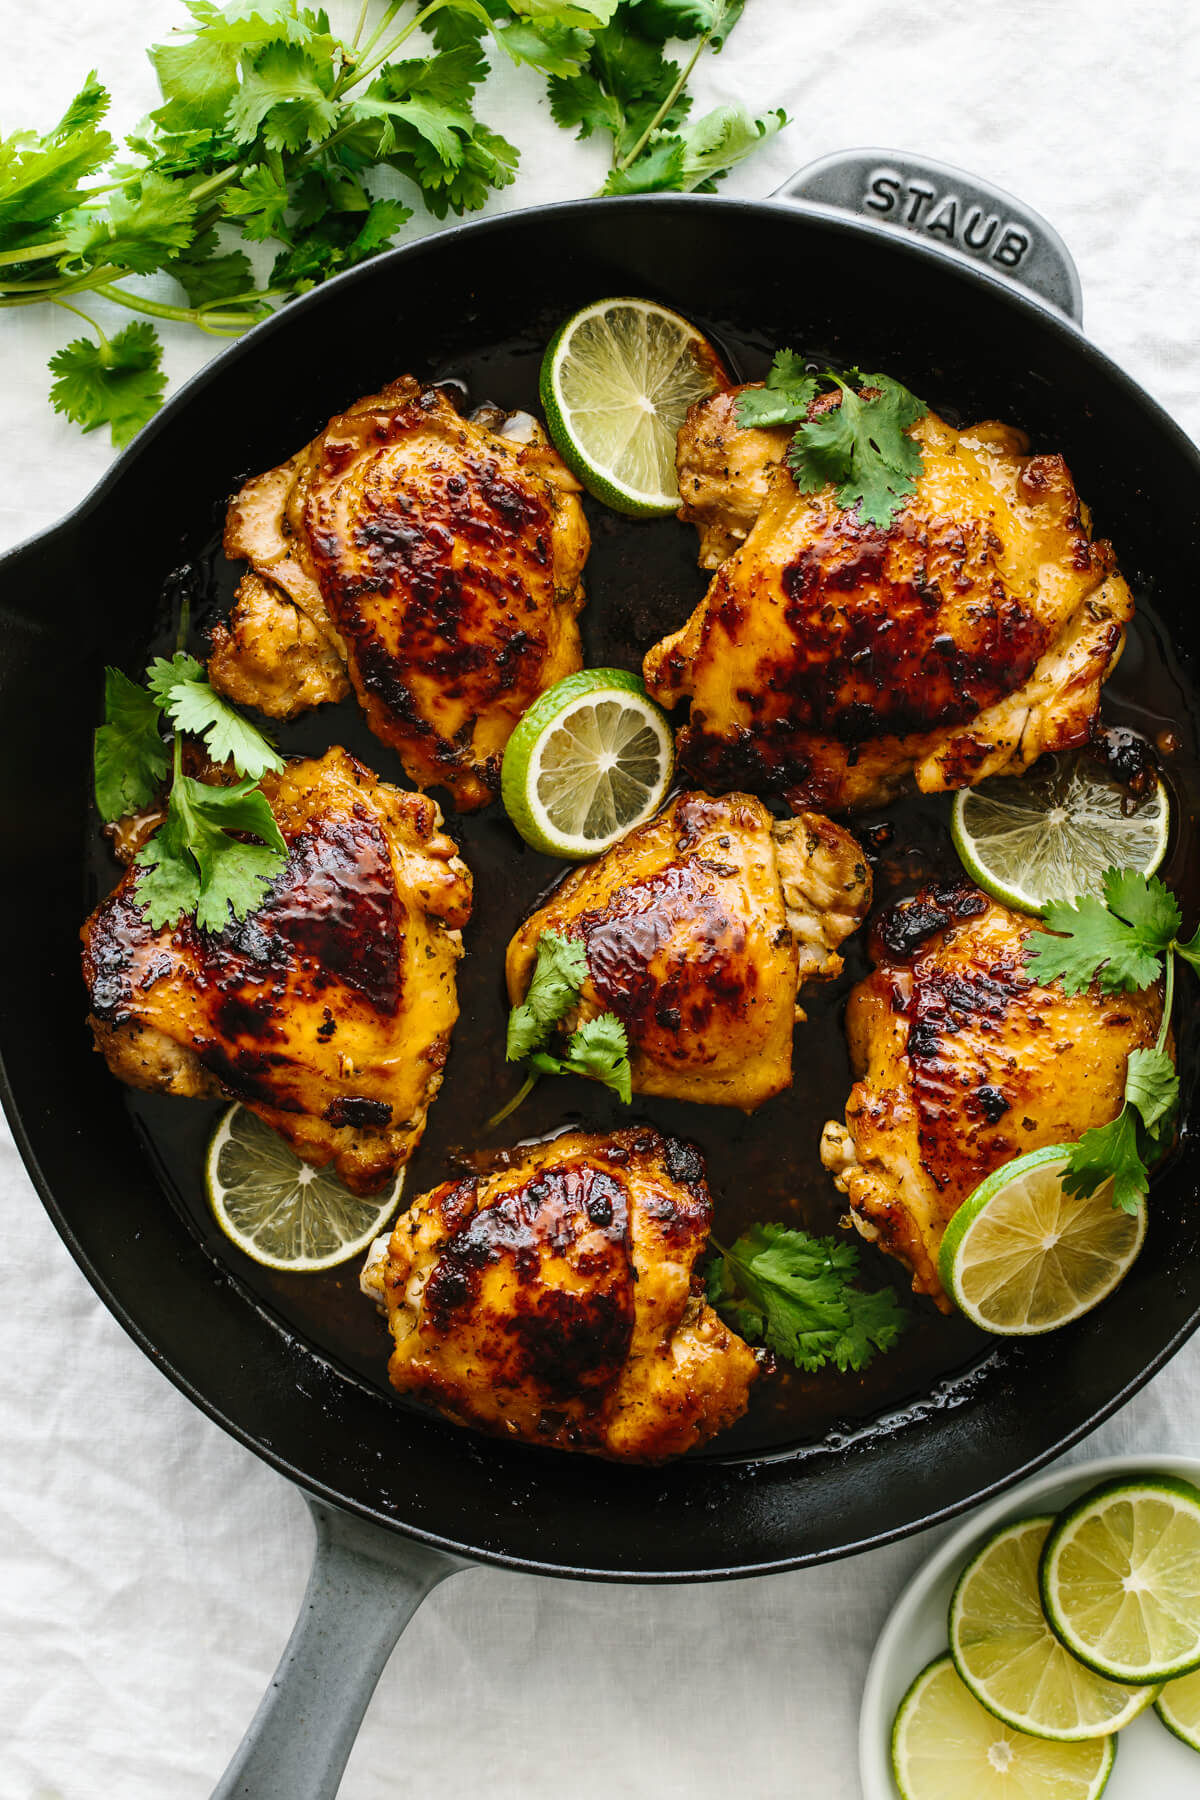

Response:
(859, 1451), (1200, 1799)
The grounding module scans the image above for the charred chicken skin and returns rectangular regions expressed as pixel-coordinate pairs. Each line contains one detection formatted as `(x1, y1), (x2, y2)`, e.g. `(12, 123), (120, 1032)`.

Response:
(506, 791), (871, 1110)
(646, 392), (1133, 812)
(361, 1126), (759, 1461)
(81, 748), (471, 1194)
(820, 880), (1164, 1309)
(210, 377), (590, 811)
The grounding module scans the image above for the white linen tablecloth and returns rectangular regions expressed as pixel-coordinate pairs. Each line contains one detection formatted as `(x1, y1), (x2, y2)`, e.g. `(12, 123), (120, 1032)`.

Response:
(3, 3), (1200, 1795)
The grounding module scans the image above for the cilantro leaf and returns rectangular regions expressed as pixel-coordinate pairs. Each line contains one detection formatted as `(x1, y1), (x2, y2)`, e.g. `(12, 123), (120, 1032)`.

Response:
(506, 929), (590, 1060)
(0, 119), (113, 251)
(94, 668), (169, 821)
(708, 1224), (907, 1373)
(516, 0), (620, 23)
(787, 373), (926, 528)
(158, 676), (284, 779)
(496, 21), (595, 76)
(146, 650), (205, 704)
(48, 320), (166, 447)
(1103, 867), (1181, 948)
(1029, 887), (1168, 995)
(149, 32), (240, 132)
(1125, 1045), (1180, 1140)
(552, 1013), (632, 1102)
(65, 169), (198, 272)
(134, 773), (287, 932)
(166, 227), (256, 307)
(601, 132), (684, 192)
(735, 349), (820, 427)
(1062, 1108), (1149, 1216)
(220, 162), (291, 240)
(227, 42), (339, 153)
(631, 0), (744, 45)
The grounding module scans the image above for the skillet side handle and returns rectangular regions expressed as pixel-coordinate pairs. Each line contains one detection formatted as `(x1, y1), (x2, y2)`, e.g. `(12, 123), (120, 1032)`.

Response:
(773, 149), (1083, 325)
(210, 1497), (467, 1800)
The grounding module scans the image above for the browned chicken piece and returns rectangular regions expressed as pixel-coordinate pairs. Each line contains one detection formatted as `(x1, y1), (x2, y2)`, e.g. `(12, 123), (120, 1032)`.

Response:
(209, 377), (590, 811)
(819, 880), (1164, 1310)
(647, 393), (1133, 812)
(81, 747), (472, 1193)
(360, 1127), (759, 1461)
(505, 791), (871, 1110)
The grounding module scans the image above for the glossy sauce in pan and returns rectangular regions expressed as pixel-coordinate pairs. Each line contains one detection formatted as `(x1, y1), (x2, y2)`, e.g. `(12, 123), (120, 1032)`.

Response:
(87, 320), (1200, 1461)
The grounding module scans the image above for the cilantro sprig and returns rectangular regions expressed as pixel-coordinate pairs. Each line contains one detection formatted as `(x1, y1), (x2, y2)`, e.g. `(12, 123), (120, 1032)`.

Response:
(707, 1223), (908, 1373)
(490, 927), (632, 1124)
(95, 649), (287, 933)
(734, 352), (929, 528)
(4, 2), (782, 443)
(1025, 868), (1196, 1213)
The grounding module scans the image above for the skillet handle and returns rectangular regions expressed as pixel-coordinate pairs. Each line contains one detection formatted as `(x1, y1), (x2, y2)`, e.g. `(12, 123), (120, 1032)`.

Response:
(210, 1496), (467, 1800)
(773, 149), (1083, 324)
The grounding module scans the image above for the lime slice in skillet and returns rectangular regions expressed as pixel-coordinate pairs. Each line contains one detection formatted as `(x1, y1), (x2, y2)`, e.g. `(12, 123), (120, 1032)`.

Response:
(206, 1104), (405, 1272)
(539, 297), (727, 515)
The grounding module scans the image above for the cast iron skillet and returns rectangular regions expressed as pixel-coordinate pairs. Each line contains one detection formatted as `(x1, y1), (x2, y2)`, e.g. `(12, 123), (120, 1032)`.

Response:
(3, 152), (1200, 1797)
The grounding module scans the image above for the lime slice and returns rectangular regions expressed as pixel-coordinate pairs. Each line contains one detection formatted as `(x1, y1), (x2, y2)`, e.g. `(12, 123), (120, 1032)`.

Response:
(1156, 1667), (1200, 1752)
(937, 1145), (1145, 1335)
(501, 667), (674, 858)
(891, 1654), (1116, 1800)
(539, 297), (727, 516)
(950, 1514), (1158, 1739)
(952, 753), (1169, 916)
(1040, 1476), (1200, 1684)
(205, 1104), (405, 1272)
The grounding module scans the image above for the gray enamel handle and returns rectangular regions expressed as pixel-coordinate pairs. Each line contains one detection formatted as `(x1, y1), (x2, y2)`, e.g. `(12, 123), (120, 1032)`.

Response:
(211, 1496), (466, 1800)
(774, 148), (1083, 324)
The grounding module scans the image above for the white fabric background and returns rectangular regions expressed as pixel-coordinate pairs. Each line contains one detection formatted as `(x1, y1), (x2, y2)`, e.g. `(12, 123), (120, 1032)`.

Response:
(3, 3), (1200, 1796)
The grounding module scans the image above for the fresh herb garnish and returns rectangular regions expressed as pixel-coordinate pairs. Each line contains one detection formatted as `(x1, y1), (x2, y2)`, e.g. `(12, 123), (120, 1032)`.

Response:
(491, 927), (632, 1123)
(1025, 867), (1195, 1213)
(734, 353), (929, 528)
(3, 2), (782, 442)
(707, 1222), (908, 1373)
(94, 649), (287, 933)
(547, 0), (785, 195)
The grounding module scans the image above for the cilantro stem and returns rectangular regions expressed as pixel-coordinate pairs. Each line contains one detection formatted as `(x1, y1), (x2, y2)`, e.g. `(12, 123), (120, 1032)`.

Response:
(351, 0), (372, 49)
(1158, 951), (1176, 1056)
(0, 237), (70, 267)
(89, 282), (271, 333)
(349, 0), (464, 88)
(485, 1071), (538, 1131)
(613, 31), (711, 173)
(51, 297), (110, 353)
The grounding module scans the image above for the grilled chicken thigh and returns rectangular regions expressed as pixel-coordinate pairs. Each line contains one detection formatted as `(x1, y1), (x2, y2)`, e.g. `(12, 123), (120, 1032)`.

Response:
(820, 880), (1164, 1309)
(506, 791), (871, 1110)
(210, 376), (590, 811)
(361, 1126), (759, 1461)
(646, 392), (1133, 812)
(82, 748), (471, 1193)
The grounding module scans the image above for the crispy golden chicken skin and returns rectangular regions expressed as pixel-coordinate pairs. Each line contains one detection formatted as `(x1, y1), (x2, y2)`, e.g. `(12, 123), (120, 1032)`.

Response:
(361, 1127), (759, 1461)
(820, 880), (1164, 1309)
(647, 392), (1133, 812)
(505, 791), (871, 1110)
(210, 377), (590, 810)
(81, 748), (472, 1193)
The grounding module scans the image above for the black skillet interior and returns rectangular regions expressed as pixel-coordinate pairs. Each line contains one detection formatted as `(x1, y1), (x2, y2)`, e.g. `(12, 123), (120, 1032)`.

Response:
(3, 195), (1200, 1579)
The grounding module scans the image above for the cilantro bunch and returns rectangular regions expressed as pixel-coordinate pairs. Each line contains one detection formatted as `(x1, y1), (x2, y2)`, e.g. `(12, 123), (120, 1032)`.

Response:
(490, 928), (632, 1123)
(1025, 868), (1195, 1213)
(735, 351), (929, 528)
(707, 1223), (908, 1373)
(95, 651), (289, 932)
(1, 1), (783, 445)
